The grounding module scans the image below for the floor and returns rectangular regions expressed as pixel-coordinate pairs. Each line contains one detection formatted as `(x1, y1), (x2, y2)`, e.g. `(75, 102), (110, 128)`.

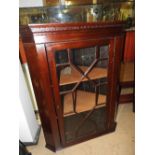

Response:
(27, 103), (135, 155)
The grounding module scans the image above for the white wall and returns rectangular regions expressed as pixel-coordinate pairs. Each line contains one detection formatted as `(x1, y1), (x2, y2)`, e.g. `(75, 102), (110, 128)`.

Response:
(19, 0), (44, 7)
(22, 63), (38, 111)
(19, 62), (39, 143)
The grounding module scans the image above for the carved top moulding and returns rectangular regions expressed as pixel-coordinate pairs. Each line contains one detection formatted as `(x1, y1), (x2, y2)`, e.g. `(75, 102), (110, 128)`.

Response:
(28, 21), (125, 33)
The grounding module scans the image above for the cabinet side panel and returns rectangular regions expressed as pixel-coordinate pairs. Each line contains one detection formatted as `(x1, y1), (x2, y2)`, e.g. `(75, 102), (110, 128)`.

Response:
(109, 35), (125, 128)
(106, 38), (115, 129)
(23, 43), (61, 151)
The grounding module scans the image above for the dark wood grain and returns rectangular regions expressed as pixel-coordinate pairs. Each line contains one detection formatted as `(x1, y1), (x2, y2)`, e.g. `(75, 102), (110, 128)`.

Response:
(23, 43), (61, 151)
(123, 31), (135, 62)
(19, 37), (27, 64)
(119, 94), (134, 103)
(20, 22), (125, 151)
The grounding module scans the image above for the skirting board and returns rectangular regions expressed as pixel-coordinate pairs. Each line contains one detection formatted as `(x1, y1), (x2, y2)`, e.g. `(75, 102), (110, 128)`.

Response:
(23, 124), (41, 146)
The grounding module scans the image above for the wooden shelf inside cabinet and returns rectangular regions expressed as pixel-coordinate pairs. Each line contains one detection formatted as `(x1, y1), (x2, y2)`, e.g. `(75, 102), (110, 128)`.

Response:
(60, 66), (108, 86)
(63, 90), (106, 117)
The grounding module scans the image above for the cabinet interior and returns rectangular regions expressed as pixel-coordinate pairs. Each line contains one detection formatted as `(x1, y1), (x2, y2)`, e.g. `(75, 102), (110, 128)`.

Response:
(55, 45), (109, 114)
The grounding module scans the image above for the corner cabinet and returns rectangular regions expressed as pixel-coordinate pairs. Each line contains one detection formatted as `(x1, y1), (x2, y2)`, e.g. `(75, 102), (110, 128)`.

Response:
(20, 22), (125, 152)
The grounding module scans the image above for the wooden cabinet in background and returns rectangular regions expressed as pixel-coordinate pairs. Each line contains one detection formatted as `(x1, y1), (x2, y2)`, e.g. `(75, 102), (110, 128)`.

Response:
(119, 30), (135, 108)
(123, 30), (135, 62)
(20, 22), (125, 152)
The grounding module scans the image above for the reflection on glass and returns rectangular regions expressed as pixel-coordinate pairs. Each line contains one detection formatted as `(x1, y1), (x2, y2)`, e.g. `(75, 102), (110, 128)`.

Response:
(19, 2), (134, 25)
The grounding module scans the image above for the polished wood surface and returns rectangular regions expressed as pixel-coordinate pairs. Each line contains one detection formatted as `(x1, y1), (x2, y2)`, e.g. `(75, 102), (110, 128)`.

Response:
(123, 31), (135, 62)
(107, 36), (124, 129)
(24, 22), (125, 44)
(20, 22), (125, 151)
(23, 43), (61, 151)
(19, 37), (27, 64)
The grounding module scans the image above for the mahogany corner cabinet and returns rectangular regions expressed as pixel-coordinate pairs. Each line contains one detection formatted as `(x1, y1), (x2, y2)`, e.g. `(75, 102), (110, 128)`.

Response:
(20, 22), (125, 152)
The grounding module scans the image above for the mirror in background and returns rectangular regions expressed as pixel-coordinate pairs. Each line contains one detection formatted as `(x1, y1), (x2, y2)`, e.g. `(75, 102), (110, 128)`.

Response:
(19, 0), (134, 26)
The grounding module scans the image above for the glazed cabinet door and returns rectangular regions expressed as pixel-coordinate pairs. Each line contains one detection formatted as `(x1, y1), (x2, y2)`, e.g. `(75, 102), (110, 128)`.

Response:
(46, 38), (116, 146)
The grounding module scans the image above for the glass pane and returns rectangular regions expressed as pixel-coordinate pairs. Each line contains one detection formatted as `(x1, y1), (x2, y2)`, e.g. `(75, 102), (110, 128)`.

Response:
(64, 107), (107, 142)
(55, 50), (68, 64)
(55, 44), (109, 143)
